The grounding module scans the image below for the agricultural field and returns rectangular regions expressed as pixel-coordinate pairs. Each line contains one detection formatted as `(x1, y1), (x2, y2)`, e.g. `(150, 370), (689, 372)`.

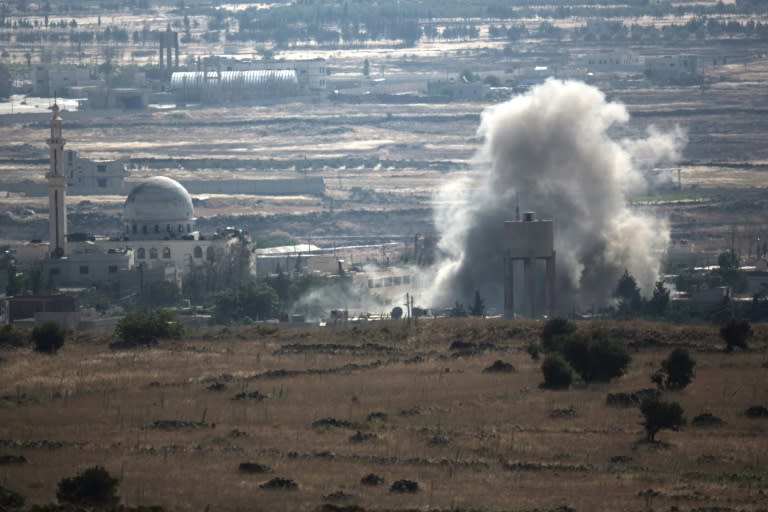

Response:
(1, 318), (767, 511)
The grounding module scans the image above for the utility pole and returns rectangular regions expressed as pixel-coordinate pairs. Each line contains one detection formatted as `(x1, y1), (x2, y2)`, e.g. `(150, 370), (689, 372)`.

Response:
(405, 293), (412, 324)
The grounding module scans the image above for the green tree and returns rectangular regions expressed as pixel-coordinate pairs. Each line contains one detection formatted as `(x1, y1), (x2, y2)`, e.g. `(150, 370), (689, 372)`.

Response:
(5, 262), (20, 296)
(640, 398), (685, 442)
(114, 310), (183, 347)
(57, 466), (119, 507)
(0, 63), (11, 100)
(540, 317), (576, 352)
(0, 324), (28, 347)
(459, 68), (477, 82)
(713, 250), (748, 293)
(141, 280), (180, 308)
(469, 290), (485, 317)
(718, 250), (739, 271)
(720, 317), (752, 352)
(561, 332), (631, 383)
(540, 354), (573, 389)
(615, 270), (642, 315)
(213, 281), (279, 323)
(31, 322), (66, 354)
(653, 347), (696, 390)
(449, 301), (467, 317)
(646, 281), (670, 317)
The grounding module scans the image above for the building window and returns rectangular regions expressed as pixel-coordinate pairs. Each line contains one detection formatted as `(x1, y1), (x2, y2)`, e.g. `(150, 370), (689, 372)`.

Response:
(178, 224), (183, 232)
(162, 247), (171, 259)
(79, 265), (89, 275)
(187, 224), (191, 233)
(67, 151), (74, 163)
(149, 248), (158, 259)
(167, 224), (172, 232)
(137, 248), (146, 259)
(132, 224), (137, 234)
(206, 246), (215, 262)
(97, 178), (107, 188)
(97, 164), (107, 173)
(154, 224), (160, 233)
(108, 265), (118, 273)
(125, 225), (129, 233)
(142, 225), (148, 234)
(193, 246), (202, 258)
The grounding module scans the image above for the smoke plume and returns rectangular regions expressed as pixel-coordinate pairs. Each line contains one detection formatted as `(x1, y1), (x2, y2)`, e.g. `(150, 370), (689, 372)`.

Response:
(426, 79), (685, 312)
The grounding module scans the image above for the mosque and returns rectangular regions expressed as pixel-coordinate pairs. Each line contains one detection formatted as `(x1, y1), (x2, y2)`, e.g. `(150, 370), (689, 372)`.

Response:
(21, 104), (244, 294)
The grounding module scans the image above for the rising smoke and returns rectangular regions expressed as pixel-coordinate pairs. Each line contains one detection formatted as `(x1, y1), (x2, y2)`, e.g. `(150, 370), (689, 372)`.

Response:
(425, 79), (686, 312)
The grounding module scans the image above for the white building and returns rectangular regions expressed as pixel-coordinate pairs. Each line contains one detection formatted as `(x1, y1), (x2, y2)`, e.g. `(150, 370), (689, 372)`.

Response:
(580, 50), (643, 74)
(64, 149), (129, 195)
(13, 107), (243, 294)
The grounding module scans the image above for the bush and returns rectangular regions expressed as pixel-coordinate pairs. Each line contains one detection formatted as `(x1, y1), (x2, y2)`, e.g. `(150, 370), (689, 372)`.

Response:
(0, 484), (25, 510)
(540, 317), (576, 352)
(720, 318), (752, 352)
(653, 348), (696, 390)
(113, 309), (183, 348)
(541, 354), (573, 389)
(640, 397), (685, 442)
(0, 324), (28, 347)
(56, 466), (119, 507)
(560, 332), (631, 383)
(31, 322), (66, 354)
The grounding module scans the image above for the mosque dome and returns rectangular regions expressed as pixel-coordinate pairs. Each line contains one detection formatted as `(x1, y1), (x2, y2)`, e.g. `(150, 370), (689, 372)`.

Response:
(123, 176), (196, 240)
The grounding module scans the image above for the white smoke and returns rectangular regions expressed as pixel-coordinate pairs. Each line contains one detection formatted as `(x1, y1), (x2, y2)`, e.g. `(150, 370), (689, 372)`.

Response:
(425, 79), (686, 312)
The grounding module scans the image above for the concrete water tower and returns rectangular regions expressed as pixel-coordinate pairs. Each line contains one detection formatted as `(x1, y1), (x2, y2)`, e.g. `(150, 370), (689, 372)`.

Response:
(503, 212), (556, 318)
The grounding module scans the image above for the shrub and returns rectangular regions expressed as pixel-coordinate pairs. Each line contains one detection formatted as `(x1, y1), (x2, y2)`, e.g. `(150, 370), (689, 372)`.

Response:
(654, 348), (696, 390)
(561, 332), (631, 383)
(56, 466), (119, 507)
(640, 397), (685, 442)
(540, 317), (576, 352)
(720, 318), (752, 352)
(113, 309), (183, 348)
(0, 484), (25, 510)
(0, 324), (28, 347)
(541, 354), (573, 389)
(31, 322), (66, 354)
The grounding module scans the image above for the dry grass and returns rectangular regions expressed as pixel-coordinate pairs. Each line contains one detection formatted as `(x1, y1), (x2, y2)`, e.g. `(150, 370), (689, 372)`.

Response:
(1, 318), (767, 511)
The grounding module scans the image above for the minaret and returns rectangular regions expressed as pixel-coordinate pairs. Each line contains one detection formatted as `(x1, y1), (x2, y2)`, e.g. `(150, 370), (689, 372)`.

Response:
(46, 104), (67, 258)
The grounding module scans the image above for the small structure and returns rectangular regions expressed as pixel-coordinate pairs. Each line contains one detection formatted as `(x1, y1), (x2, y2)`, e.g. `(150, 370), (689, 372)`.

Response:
(504, 212), (556, 318)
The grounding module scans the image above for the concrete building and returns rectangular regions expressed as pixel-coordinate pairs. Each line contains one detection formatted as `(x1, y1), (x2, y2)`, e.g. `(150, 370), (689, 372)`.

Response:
(580, 49), (643, 74)
(427, 79), (489, 100)
(65, 149), (129, 195)
(645, 55), (699, 84)
(33, 65), (97, 97)
(504, 212), (556, 319)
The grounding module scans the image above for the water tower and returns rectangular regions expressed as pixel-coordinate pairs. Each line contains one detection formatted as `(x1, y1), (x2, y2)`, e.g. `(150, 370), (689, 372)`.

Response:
(503, 212), (556, 318)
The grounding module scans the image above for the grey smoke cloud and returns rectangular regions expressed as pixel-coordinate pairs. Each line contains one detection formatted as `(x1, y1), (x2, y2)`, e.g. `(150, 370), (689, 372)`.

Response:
(426, 79), (685, 312)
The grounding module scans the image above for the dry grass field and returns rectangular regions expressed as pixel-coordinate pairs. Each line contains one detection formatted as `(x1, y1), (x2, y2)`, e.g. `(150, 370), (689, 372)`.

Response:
(1, 318), (767, 511)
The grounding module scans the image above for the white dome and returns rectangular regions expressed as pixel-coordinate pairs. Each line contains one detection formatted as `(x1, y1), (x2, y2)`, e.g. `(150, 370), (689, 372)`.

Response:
(123, 177), (196, 240)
